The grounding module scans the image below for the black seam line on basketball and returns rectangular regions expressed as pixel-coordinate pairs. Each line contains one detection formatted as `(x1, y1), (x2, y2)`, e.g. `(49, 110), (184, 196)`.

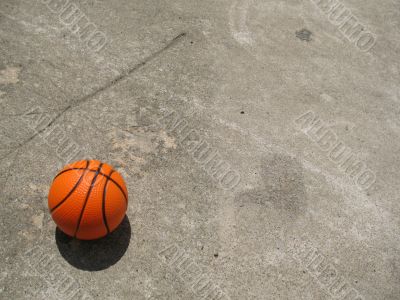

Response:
(53, 160), (90, 181)
(108, 175), (128, 204)
(54, 168), (128, 201)
(50, 160), (90, 213)
(102, 170), (114, 234)
(74, 163), (104, 238)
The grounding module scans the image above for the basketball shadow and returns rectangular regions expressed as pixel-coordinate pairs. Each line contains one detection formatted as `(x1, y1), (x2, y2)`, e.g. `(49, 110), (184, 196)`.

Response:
(55, 215), (131, 271)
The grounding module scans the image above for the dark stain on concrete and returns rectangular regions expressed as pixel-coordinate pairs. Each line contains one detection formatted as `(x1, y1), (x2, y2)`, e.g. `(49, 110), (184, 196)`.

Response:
(296, 29), (312, 42)
(236, 153), (307, 225)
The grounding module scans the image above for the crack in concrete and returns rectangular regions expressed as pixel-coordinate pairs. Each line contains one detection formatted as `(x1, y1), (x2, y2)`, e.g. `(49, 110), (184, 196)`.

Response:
(0, 32), (187, 162)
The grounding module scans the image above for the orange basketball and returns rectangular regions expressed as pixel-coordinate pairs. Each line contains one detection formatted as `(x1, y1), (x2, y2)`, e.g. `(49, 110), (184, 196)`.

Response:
(48, 160), (128, 240)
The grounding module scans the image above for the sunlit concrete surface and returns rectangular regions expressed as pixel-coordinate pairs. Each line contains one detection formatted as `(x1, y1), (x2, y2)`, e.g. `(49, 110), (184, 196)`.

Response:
(0, 0), (399, 299)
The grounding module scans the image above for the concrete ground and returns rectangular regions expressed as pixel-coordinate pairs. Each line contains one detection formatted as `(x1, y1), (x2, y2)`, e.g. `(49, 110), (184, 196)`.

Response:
(0, 0), (399, 299)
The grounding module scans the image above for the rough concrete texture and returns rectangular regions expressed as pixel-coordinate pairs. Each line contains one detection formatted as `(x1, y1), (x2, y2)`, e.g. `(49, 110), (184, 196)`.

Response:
(0, 0), (399, 299)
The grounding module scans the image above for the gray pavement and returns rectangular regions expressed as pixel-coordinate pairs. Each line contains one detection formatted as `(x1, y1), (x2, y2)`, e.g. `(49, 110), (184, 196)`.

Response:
(0, 0), (399, 299)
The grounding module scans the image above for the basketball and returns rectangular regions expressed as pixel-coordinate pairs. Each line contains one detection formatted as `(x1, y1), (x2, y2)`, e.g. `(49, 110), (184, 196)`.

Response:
(48, 160), (128, 240)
